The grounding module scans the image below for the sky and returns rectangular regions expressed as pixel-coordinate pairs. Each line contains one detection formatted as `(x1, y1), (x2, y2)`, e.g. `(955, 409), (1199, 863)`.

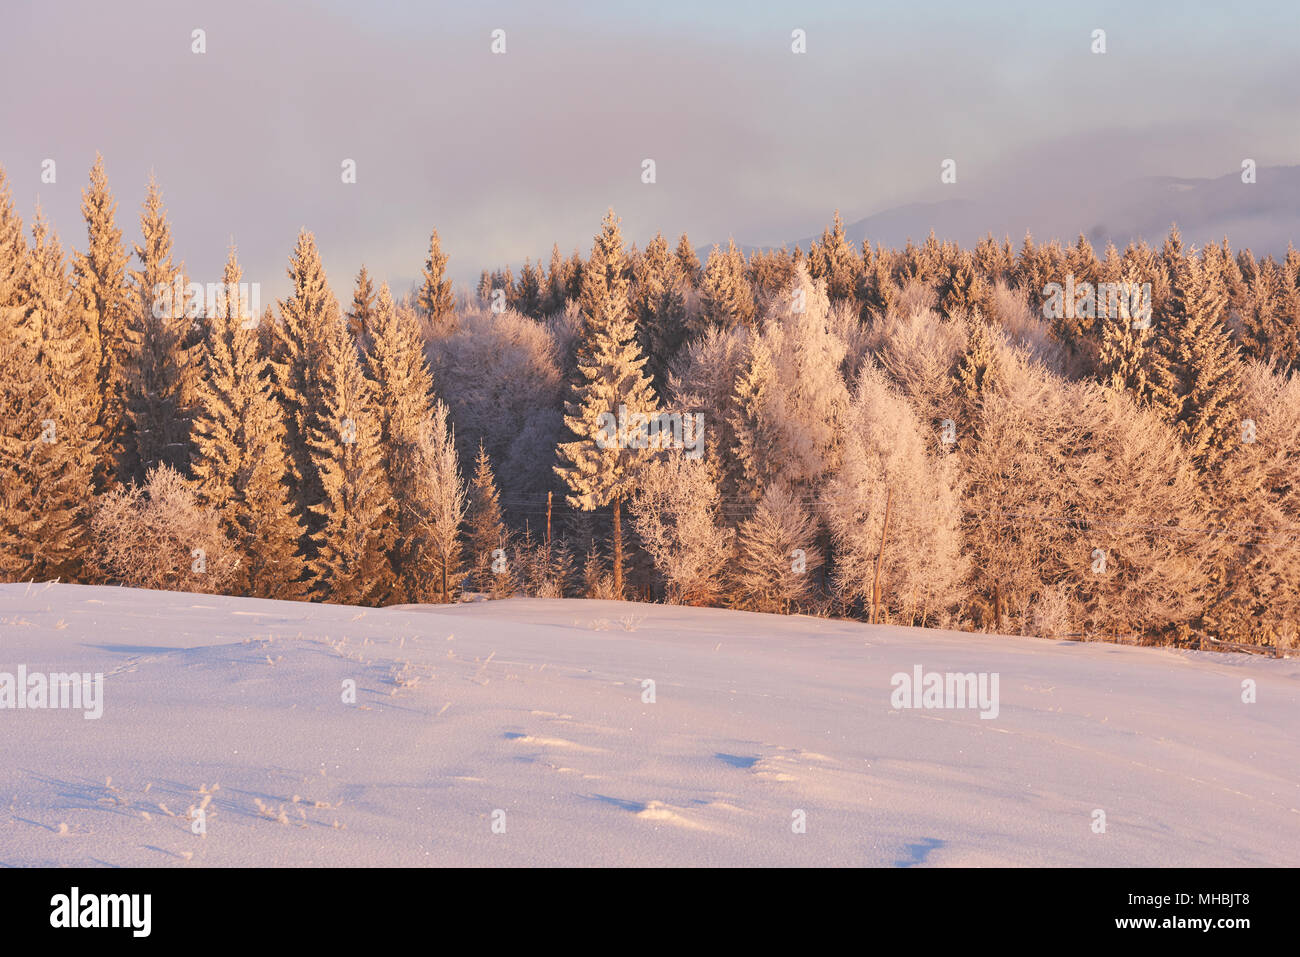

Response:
(2, 0), (1298, 299)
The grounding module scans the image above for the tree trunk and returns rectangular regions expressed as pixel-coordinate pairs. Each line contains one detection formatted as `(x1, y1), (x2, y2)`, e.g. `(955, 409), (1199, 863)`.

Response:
(870, 487), (893, 625)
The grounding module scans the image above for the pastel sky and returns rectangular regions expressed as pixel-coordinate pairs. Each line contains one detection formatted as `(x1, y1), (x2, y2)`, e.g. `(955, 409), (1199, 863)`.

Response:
(2, 0), (1298, 298)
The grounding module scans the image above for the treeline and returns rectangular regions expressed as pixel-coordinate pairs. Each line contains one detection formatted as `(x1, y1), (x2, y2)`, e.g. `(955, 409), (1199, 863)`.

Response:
(1, 157), (1298, 650)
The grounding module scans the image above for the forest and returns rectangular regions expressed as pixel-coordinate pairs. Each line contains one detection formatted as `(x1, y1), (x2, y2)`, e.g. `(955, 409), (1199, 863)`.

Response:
(2, 156), (1298, 651)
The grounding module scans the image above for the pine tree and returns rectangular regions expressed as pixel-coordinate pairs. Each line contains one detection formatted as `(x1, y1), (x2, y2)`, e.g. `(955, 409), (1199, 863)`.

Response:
(272, 230), (343, 555)
(347, 264), (375, 344)
(512, 258), (543, 317)
(1149, 251), (1243, 471)
(19, 206), (100, 579)
(191, 245), (304, 598)
(953, 312), (1002, 432)
(555, 209), (658, 598)
(71, 154), (131, 487)
(808, 211), (860, 302)
(633, 232), (687, 392)
(306, 319), (394, 604)
(674, 233), (701, 286)
(545, 243), (568, 313)
(697, 239), (755, 335)
(733, 483), (822, 613)
(417, 228), (454, 326)
(123, 176), (197, 481)
(365, 281), (463, 601)
(467, 442), (510, 596)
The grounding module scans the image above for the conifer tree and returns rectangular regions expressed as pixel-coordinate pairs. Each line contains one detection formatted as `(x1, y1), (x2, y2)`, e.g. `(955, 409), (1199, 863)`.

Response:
(697, 239), (755, 335)
(733, 483), (822, 613)
(953, 312), (1002, 432)
(633, 232), (687, 392)
(808, 211), (860, 302)
(1148, 251), (1243, 472)
(347, 264), (375, 344)
(545, 243), (568, 313)
(123, 176), (197, 481)
(273, 230), (343, 554)
(18, 207), (100, 579)
(555, 209), (658, 598)
(365, 281), (464, 601)
(467, 442), (510, 597)
(417, 228), (454, 326)
(191, 246), (304, 598)
(306, 319), (394, 605)
(71, 155), (131, 487)
(674, 233), (701, 286)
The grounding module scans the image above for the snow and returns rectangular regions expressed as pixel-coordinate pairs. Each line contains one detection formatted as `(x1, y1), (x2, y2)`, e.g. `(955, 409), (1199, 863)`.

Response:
(2, 582), (1296, 866)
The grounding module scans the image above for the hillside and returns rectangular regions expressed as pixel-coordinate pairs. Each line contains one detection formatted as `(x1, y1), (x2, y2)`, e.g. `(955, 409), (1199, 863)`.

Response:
(1, 583), (1296, 866)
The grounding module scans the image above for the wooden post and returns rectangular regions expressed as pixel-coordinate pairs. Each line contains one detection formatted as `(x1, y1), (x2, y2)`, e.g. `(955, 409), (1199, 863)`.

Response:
(546, 491), (553, 548)
(612, 496), (623, 599)
(871, 487), (893, 625)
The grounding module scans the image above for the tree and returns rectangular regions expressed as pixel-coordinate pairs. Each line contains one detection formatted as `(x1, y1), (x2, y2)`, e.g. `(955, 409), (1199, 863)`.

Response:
(18, 206), (101, 580)
(123, 176), (197, 481)
(733, 483), (822, 613)
(1149, 251), (1243, 472)
(466, 443), (510, 597)
(366, 281), (463, 602)
(190, 245), (304, 598)
(697, 239), (755, 335)
(555, 209), (659, 598)
(630, 452), (732, 605)
(347, 264), (375, 344)
(417, 228), (455, 327)
(633, 232), (687, 392)
(729, 264), (849, 503)
(674, 233), (702, 286)
(71, 155), (131, 486)
(90, 464), (241, 594)
(306, 319), (394, 605)
(824, 367), (965, 625)
(273, 230), (343, 555)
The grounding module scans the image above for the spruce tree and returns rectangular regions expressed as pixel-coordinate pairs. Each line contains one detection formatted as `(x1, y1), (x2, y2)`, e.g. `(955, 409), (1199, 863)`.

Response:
(71, 154), (131, 487)
(674, 233), (701, 286)
(467, 442), (509, 596)
(191, 246), (304, 598)
(273, 230), (342, 555)
(306, 318), (394, 605)
(19, 207), (100, 579)
(1149, 251), (1243, 471)
(366, 281), (464, 601)
(633, 232), (687, 392)
(697, 239), (755, 335)
(555, 209), (658, 598)
(123, 176), (197, 481)
(733, 483), (822, 614)
(417, 228), (454, 327)
(347, 264), (375, 344)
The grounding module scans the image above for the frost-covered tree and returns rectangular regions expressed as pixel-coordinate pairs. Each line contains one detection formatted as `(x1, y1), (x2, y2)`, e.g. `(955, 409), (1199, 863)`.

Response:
(190, 246), (304, 599)
(1149, 251), (1243, 472)
(467, 442), (510, 597)
(18, 206), (100, 579)
(696, 239), (755, 335)
(71, 155), (131, 485)
(123, 177), (197, 481)
(366, 281), (463, 601)
(347, 264), (375, 344)
(730, 264), (849, 503)
(555, 209), (659, 597)
(273, 230), (342, 554)
(674, 233), (702, 287)
(417, 227), (455, 327)
(633, 232), (688, 392)
(824, 367), (965, 625)
(630, 452), (732, 605)
(306, 320), (394, 605)
(732, 483), (822, 613)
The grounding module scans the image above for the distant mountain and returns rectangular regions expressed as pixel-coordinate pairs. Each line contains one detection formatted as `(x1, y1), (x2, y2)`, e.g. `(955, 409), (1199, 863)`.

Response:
(720, 166), (1300, 260)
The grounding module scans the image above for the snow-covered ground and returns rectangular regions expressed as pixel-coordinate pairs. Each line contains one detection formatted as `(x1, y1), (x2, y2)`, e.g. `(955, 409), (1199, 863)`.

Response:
(1, 582), (1296, 866)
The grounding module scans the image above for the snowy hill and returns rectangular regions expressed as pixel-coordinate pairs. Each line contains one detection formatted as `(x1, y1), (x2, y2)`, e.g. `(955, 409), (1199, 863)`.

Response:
(2, 583), (1296, 867)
